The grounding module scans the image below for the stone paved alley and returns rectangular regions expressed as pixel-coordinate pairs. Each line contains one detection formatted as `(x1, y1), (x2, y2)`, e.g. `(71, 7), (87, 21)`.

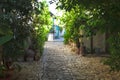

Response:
(16, 42), (120, 80)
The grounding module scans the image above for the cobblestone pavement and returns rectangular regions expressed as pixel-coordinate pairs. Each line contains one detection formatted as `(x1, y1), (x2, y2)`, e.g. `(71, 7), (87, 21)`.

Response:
(16, 41), (120, 80)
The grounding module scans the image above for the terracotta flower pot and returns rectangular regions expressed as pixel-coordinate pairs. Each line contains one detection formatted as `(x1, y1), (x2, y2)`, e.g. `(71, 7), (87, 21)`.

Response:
(0, 76), (11, 80)
(0, 69), (14, 80)
(3, 68), (14, 76)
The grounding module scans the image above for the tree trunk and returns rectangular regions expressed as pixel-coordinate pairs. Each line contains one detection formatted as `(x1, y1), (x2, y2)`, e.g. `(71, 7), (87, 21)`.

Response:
(90, 35), (93, 54)
(105, 31), (110, 53)
(0, 46), (3, 65)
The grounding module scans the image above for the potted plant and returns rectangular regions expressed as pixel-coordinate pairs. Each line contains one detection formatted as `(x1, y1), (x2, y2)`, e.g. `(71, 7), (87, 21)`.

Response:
(0, 63), (21, 80)
(0, 35), (21, 79)
(0, 64), (6, 79)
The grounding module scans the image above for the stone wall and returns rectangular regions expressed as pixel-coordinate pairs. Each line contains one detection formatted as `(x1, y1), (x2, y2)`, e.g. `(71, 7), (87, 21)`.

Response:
(93, 32), (105, 52)
(82, 32), (106, 53)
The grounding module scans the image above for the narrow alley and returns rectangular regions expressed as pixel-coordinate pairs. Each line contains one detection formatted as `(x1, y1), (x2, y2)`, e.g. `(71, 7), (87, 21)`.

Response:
(16, 41), (120, 80)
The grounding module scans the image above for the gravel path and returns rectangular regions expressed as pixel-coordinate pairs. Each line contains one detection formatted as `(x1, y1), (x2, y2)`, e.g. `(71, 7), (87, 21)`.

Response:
(16, 41), (120, 80)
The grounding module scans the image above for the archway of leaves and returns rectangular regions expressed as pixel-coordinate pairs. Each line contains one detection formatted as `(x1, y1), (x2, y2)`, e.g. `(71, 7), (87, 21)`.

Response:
(59, 0), (120, 71)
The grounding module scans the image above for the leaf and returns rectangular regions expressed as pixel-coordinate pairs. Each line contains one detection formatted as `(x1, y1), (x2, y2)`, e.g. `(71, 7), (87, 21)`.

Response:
(0, 25), (13, 35)
(0, 35), (13, 46)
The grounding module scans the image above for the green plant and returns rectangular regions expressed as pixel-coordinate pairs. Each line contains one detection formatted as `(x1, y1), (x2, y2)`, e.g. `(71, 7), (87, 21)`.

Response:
(0, 65), (6, 78)
(32, 1), (52, 56)
(104, 34), (120, 71)
(0, 0), (51, 64)
(59, 0), (120, 71)
(0, 63), (21, 79)
(11, 63), (22, 72)
(0, 35), (13, 46)
(0, 0), (39, 68)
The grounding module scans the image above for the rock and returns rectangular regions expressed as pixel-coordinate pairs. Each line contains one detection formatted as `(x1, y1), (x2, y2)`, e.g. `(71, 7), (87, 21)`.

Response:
(24, 49), (35, 61)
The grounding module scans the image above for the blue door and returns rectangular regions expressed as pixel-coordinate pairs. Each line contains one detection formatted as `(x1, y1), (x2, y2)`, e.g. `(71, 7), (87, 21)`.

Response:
(54, 25), (60, 39)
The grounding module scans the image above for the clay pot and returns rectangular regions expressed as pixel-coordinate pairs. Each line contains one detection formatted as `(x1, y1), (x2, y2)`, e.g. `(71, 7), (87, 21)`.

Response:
(0, 76), (11, 80)
(3, 68), (14, 76)
(0, 69), (14, 80)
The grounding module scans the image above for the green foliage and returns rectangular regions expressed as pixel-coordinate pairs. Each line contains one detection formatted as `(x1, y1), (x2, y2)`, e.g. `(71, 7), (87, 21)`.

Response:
(59, 0), (120, 32)
(60, 9), (76, 44)
(0, 0), (37, 61)
(32, 1), (52, 54)
(61, 6), (93, 45)
(3, 39), (25, 60)
(0, 35), (13, 46)
(0, 65), (6, 78)
(0, 0), (51, 62)
(105, 34), (120, 71)
(59, 0), (120, 71)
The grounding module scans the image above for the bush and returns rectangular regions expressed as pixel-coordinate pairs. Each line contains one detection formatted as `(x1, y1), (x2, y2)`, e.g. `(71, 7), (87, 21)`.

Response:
(105, 34), (120, 71)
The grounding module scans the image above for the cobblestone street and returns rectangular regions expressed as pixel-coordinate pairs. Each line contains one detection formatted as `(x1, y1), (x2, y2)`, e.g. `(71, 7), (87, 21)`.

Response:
(16, 41), (120, 80)
(42, 42), (74, 80)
